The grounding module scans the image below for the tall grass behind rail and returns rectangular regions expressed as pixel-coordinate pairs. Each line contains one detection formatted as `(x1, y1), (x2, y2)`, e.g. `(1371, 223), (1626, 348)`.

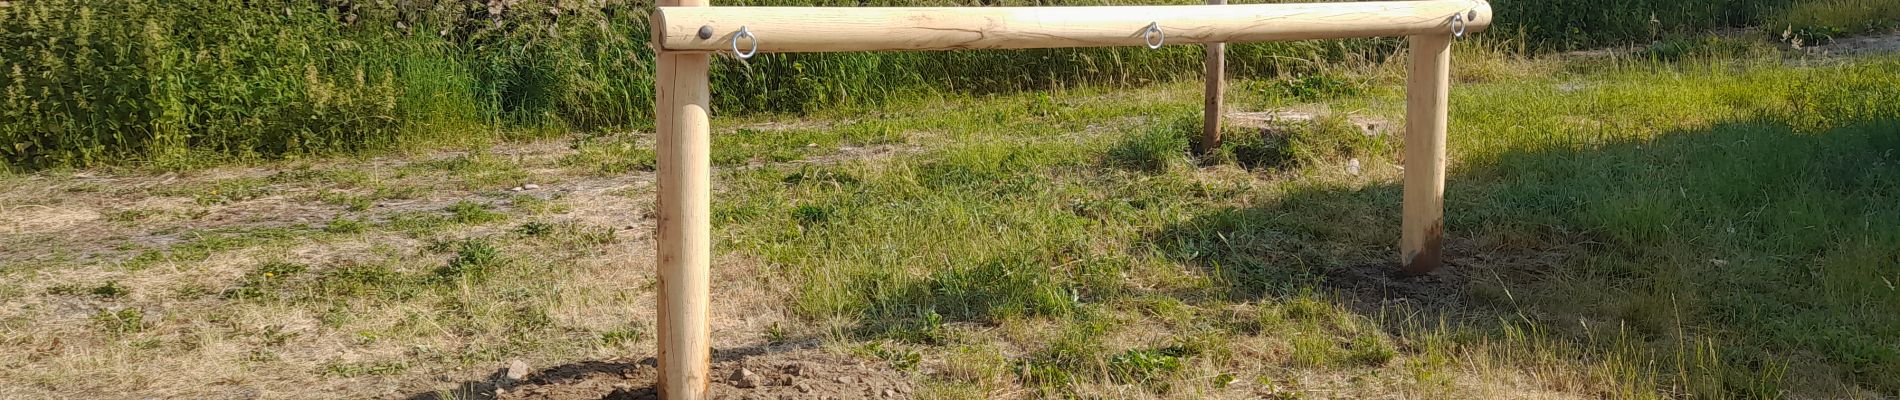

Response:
(1, 0), (1889, 171)
(1489, 0), (1798, 50)
(1770, 0), (1900, 44)
(0, 0), (1403, 171)
(0, 0), (463, 169)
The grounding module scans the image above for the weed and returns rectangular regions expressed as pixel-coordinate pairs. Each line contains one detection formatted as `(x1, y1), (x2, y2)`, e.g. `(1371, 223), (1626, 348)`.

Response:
(514, 221), (555, 237)
(434, 239), (503, 281)
(223, 262), (309, 301)
(324, 218), (367, 234)
(445, 201), (505, 225)
(1107, 346), (1192, 384)
(92, 308), (147, 335)
(599, 324), (645, 347)
(860, 341), (924, 371)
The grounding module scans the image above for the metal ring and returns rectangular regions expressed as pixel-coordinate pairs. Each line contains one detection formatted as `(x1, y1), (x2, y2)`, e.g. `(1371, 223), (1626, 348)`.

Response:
(1143, 22), (1164, 49)
(732, 26), (758, 59)
(1450, 13), (1467, 38)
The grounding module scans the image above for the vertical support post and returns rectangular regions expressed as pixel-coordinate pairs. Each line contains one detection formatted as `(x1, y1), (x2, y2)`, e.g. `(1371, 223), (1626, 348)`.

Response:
(1197, 0), (1227, 155)
(1401, 33), (1451, 275)
(654, 0), (711, 397)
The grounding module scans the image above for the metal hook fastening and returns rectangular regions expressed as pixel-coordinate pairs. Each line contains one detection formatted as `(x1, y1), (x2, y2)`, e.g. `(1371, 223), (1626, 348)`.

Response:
(1450, 12), (1468, 38)
(1143, 22), (1165, 49)
(732, 26), (759, 59)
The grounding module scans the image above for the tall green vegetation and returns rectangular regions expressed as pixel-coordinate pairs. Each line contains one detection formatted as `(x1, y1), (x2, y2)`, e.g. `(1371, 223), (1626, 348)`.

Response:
(0, 0), (471, 169)
(0, 0), (653, 170)
(1490, 0), (1800, 50)
(1, 0), (1889, 171)
(1772, 0), (1900, 43)
(0, 0), (1390, 170)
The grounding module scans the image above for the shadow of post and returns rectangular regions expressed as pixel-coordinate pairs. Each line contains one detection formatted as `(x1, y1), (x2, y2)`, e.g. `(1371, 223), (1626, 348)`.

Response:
(1147, 117), (1900, 396)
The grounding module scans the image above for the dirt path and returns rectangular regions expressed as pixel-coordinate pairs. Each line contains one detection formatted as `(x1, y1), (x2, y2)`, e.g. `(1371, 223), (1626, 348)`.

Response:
(1804, 30), (1900, 56)
(0, 130), (927, 399)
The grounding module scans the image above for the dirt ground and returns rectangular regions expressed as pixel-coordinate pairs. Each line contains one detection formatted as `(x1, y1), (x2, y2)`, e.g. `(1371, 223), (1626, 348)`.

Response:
(396, 346), (916, 400)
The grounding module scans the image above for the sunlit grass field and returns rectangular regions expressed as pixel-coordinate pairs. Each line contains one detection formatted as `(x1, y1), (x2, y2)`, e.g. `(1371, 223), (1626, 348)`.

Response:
(709, 52), (1900, 398)
(3, 38), (1896, 398)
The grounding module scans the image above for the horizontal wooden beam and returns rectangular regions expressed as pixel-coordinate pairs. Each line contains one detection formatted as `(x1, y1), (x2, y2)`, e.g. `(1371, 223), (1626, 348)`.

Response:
(653, 0), (1492, 54)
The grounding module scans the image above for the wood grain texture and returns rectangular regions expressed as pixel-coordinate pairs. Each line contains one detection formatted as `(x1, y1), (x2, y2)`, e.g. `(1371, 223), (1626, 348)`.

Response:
(654, 0), (712, 398)
(654, 0), (1492, 54)
(1401, 33), (1451, 275)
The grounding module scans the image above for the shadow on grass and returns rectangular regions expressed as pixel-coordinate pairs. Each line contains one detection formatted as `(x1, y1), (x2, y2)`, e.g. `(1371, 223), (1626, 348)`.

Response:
(1151, 117), (1900, 396)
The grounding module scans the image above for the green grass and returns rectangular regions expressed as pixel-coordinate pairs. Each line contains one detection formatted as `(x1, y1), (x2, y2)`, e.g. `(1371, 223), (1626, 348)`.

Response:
(700, 55), (1900, 397)
(1772, 0), (1900, 44)
(1490, 0), (1801, 50)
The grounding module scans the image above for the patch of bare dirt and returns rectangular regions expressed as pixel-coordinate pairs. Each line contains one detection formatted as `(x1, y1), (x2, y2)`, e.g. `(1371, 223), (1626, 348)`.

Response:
(419, 348), (914, 400)
(1321, 261), (1470, 312)
(1318, 239), (1568, 313)
(1803, 31), (1900, 57)
(1225, 108), (1393, 138)
(786, 143), (922, 167)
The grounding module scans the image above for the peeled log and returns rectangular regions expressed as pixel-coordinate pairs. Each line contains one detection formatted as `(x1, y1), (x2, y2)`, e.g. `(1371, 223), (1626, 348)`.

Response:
(653, 0), (1492, 54)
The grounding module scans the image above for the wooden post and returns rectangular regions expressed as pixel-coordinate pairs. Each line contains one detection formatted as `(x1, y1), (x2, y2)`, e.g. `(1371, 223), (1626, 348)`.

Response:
(654, 0), (711, 397)
(1199, 0), (1227, 155)
(1401, 33), (1451, 275)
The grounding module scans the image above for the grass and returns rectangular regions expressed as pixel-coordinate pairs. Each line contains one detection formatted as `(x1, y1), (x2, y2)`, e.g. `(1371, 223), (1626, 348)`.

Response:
(1771, 0), (1900, 44)
(1, 36), (1898, 399)
(708, 51), (1900, 397)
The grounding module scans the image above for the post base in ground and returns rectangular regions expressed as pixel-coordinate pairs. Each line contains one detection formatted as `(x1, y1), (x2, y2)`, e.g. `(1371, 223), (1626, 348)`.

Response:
(1400, 33), (1450, 275)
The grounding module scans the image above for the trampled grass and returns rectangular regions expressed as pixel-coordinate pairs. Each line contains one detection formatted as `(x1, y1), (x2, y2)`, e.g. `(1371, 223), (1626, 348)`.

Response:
(1, 43), (1897, 399)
